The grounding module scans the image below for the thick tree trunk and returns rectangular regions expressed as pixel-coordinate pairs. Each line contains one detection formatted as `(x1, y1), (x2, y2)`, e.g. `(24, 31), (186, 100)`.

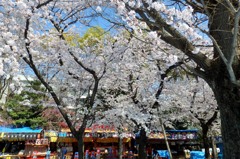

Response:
(77, 136), (84, 159)
(212, 82), (240, 159)
(207, 1), (240, 158)
(138, 128), (147, 159)
(118, 137), (123, 159)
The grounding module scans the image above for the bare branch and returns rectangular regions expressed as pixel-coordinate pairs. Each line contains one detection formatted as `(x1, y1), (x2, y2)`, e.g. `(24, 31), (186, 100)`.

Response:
(224, 0), (237, 13)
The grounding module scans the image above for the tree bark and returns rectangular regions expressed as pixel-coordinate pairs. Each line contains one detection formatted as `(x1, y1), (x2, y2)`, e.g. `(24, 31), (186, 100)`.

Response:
(118, 137), (123, 159)
(77, 134), (84, 159)
(74, 120), (86, 159)
(138, 128), (147, 159)
(202, 125), (210, 159)
(203, 1), (240, 158)
(212, 83), (240, 159)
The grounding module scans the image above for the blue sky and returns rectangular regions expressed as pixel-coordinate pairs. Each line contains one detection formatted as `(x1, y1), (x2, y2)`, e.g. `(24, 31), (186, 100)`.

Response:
(80, 7), (121, 36)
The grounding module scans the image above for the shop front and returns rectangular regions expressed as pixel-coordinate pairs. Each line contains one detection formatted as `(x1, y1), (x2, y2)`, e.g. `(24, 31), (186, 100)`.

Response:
(56, 125), (132, 159)
(0, 127), (47, 159)
(147, 129), (199, 158)
(44, 130), (59, 159)
(0, 125), (133, 159)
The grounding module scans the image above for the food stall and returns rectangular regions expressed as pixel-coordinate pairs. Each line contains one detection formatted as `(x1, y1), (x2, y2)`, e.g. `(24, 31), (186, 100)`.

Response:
(44, 130), (59, 158)
(147, 129), (199, 158)
(0, 127), (48, 159)
(57, 125), (133, 158)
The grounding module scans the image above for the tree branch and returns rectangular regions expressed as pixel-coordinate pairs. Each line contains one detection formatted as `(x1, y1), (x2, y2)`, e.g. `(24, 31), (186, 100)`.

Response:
(135, 8), (212, 72)
(36, 0), (55, 9)
(155, 60), (185, 99)
(186, 0), (205, 13)
(224, 0), (237, 13)
(183, 64), (208, 82)
(199, 28), (237, 83)
(22, 14), (78, 136)
(206, 110), (218, 126)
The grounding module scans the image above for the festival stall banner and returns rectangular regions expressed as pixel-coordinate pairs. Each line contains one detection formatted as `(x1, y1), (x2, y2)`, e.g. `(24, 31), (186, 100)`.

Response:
(148, 130), (198, 140)
(2, 133), (39, 141)
(44, 131), (58, 142)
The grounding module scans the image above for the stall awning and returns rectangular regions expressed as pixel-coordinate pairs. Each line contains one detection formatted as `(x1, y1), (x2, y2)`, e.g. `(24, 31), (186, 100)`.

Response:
(0, 127), (42, 133)
(0, 127), (43, 141)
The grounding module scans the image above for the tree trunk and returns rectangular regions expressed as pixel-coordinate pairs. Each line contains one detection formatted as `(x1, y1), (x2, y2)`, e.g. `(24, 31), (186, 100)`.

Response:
(212, 82), (240, 159)
(138, 128), (147, 159)
(77, 136), (84, 159)
(206, 0), (240, 156)
(202, 126), (210, 159)
(118, 137), (123, 159)
(211, 136), (218, 159)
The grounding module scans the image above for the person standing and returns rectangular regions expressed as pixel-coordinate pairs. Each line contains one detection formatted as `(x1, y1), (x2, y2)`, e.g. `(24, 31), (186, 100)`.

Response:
(46, 148), (51, 159)
(61, 146), (67, 159)
(90, 150), (96, 159)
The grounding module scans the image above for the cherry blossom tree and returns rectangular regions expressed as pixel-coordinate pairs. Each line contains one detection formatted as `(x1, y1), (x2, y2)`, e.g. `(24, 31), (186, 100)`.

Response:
(101, 0), (240, 157)
(96, 31), (189, 159)
(189, 79), (220, 159)
(158, 78), (220, 158)
(0, 1), (121, 158)
(95, 105), (135, 159)
(2, 0), (240, 158)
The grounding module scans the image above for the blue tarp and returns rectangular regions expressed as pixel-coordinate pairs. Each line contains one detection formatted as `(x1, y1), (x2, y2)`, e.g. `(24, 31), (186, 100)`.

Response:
(0, 127), (42, 133)
(190, 151), (205, 159)
(157, 150), (170, 159)
(218, 153), (223, 159)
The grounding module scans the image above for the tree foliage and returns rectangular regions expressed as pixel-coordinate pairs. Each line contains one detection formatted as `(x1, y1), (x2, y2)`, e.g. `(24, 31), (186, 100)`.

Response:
(78, 26), (105, 48)
(4, 80), (47, 128)
(1, 0), (240, 158)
